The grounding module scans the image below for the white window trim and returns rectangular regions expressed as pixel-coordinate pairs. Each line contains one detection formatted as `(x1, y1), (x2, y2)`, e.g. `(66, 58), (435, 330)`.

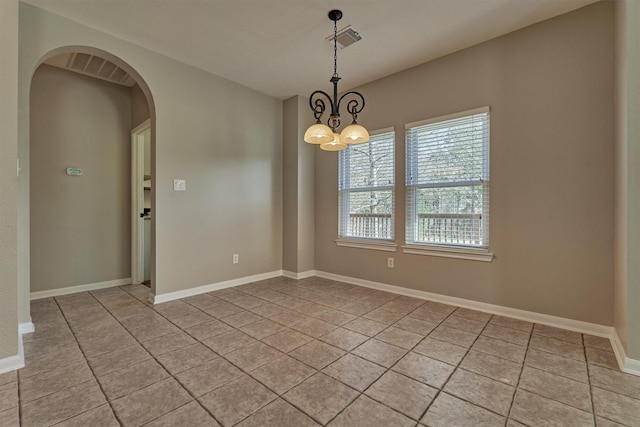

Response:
(336, 238), (397, 252)
(402, 243), (494, 262)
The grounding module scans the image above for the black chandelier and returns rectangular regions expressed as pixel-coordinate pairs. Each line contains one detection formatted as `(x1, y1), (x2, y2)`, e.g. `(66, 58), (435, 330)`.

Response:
(303, 9), (369, 151)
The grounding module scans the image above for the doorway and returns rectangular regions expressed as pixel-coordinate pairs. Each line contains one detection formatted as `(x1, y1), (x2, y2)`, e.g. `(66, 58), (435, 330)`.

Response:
(132, 120), (151, 285)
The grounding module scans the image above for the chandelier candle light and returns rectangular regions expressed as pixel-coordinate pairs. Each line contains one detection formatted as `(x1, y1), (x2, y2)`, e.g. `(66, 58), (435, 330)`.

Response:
(304, 9), (369, 151)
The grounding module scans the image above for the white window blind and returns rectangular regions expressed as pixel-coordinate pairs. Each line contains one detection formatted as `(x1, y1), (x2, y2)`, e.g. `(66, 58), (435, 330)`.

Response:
(406, 107), (489, 248)
(339, 129), (395, 240)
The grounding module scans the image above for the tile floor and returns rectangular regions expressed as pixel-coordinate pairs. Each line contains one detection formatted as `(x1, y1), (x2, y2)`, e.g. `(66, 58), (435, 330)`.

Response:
(1, 276), (639, 426)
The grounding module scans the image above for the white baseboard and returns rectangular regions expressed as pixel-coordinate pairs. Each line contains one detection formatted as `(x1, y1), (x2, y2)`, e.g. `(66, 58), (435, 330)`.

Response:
(30, 278), (132, 300)
(19, 322), (34, 335)
(611, 329), (640, 376)
(282, 270), (316, 280)
(151, 270), (283, 304)
(0, 333), (24, 375)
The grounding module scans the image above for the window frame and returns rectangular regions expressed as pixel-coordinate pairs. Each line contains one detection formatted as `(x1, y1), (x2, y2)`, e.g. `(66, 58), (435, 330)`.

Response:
(336, 127), (396, 250)
(403, 107), (493, 262)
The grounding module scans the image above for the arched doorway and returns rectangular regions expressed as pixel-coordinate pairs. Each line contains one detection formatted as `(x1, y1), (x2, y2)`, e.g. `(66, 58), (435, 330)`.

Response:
(29, 46), (156, 301)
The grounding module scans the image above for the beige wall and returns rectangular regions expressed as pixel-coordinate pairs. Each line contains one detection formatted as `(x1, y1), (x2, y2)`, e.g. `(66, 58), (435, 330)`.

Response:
(282, 96), (315, 273)
(131, 84), (150, 129)
(615, 0), (640, 359)
(30, 65), (132, 292)
(0, 0), (19, 360)
(315, 2), (615, 325)
(18, 3), (283, 304)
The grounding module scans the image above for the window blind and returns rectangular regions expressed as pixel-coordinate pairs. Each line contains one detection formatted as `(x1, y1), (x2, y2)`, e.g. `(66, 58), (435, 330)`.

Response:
(339, 129), (395, 240)
(405, 107), (490, 247)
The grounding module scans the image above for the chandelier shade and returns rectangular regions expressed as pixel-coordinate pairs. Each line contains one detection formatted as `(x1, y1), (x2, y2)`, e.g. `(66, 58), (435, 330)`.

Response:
(304, 10), (369, 151)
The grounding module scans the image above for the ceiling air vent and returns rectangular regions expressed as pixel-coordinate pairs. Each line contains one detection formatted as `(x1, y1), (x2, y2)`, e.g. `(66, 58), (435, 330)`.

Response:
(326, 26), (362, 49)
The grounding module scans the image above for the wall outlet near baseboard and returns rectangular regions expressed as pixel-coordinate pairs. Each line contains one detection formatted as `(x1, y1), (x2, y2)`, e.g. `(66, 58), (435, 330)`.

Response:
(233, 254), (239, 264)
(387, 257), (394, 268)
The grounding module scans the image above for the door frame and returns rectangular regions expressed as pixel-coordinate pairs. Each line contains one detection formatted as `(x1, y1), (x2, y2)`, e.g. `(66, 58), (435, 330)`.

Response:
(131, 119), (150, 284)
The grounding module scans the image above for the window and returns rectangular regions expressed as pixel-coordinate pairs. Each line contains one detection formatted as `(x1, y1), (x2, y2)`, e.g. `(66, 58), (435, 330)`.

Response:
(405, 107), (490, 249)
(338, 129), (395, 241)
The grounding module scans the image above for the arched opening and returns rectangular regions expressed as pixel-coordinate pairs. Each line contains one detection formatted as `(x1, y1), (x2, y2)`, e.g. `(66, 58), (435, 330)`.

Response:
(29, 46), (156, 301)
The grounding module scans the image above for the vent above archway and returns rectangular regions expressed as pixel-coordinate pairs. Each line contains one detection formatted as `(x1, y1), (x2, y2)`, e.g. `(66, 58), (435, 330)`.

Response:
(45, 52), (136, 87)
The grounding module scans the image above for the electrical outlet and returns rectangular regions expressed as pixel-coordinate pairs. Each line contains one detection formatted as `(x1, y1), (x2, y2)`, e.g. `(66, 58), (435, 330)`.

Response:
(233, 254), (239, 264)
(387, 257), (394, 268)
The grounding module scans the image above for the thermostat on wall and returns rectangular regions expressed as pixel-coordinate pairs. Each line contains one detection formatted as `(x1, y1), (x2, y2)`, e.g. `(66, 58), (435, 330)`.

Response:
(66, 167), (83, 176)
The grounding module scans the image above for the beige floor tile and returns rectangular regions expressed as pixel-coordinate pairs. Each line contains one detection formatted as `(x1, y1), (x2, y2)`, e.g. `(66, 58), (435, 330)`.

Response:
(393, 317), (437, 335)
(224, 341), (283, 371)
(320, 327), (369, 351)
(19, 359), (94, 404)
(481, 323), (530, 346)
(142, 331), (197, 356)
(0, 381), (17, 412)
(328, 394), (415, 427)
(248, 302), (286, 318)
(199, 375), (277, 426)
(584, 335), (614, 352)
(180, 293), (223, 310)
(429, 325), (478, 348)
(156, 342), (218, 375)
(176, 357), (243, 397)
(423, 301), (457, 315)
(352, 339), (407, 368)
(117, 310), (165, 329)
(232, 295), (268, 310)
(240, 318), (286, 339)
(586, 347), (619, 370)
(183, 319), (233, 340)
(283, 372), (358, 425)
(289, 340), (346, 369)
(472, 336), (527, 363)
(533, 324), (583, 345)
(171, 311), (215, 329)
(489, 315), (533, 332)
(86, 343), (151, 377)
(441, 315), (486, 334)
(54, 404), (119, 427)
(315, 309), (357, 326)
(529, 334), (585, 361)
(292, 318), (338, 338)
(273, 296), (309, 310)
(77, 330), (138, 358)
(294, 302), (332, 317)
(392, 352), (454, 388)
(322, 354), (386, 391)
(201, 301), (244, 318)
(524, 347), (588, 383)
(97, 358), (169, 400)
(460, 350), (522, 386)
(220, 310), (263, 328)
(343, 318), (387, 337)
(394, 295), (426, 308)
(590, 364), (640, 399)
(413, 336), (467, 365)
(128, 320), (181, 342)
(250, 355), (316, 394)
(444, 369), (515, 416)
(201, 329), (256, 355)
(261, 328), (313, 352)
(379, 300), (416, 315)
(21, 379), (106, 427)
(0, 407), (19, 427)
(269, 310), (312, 327)
(0, 371), (16, 387)
(408, 307), (450, 323)
(365, 370), (437, 420)
(362, 307), (405, 325)
(338, 301), (378, 316)
(145, 401), (221, 426)
(452, 307), (493, 323)
(153, 300), (201, 318)
(511, 389), (594, 427)
(595, 416), (627, 427)
(374, 326), (423, 350)
(236, 398), (320, 427)
(519, 366), (591, 412)
(111, 377), (192, 426)
(422, 392), (506, 427)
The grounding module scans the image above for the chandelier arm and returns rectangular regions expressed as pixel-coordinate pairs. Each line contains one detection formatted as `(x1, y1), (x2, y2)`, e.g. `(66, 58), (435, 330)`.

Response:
(337, 91), (366, 119)
(308, 90), (334, 122)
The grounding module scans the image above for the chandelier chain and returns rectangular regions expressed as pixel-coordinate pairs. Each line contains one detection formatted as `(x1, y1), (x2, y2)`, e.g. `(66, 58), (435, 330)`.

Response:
(333, 18), (338, 78)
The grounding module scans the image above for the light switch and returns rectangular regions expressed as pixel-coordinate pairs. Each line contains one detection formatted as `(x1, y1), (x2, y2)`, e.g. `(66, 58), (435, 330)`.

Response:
(173, 179), (186, 191)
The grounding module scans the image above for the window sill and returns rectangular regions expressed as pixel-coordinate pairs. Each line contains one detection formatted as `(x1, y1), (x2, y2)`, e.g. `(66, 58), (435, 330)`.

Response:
(335, 238), (397, 252)
(402, 244), (494, 262)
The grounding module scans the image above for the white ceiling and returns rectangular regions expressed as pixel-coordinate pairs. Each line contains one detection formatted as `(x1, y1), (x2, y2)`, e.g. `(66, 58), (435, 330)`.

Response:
(23, 0), (599, 99)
